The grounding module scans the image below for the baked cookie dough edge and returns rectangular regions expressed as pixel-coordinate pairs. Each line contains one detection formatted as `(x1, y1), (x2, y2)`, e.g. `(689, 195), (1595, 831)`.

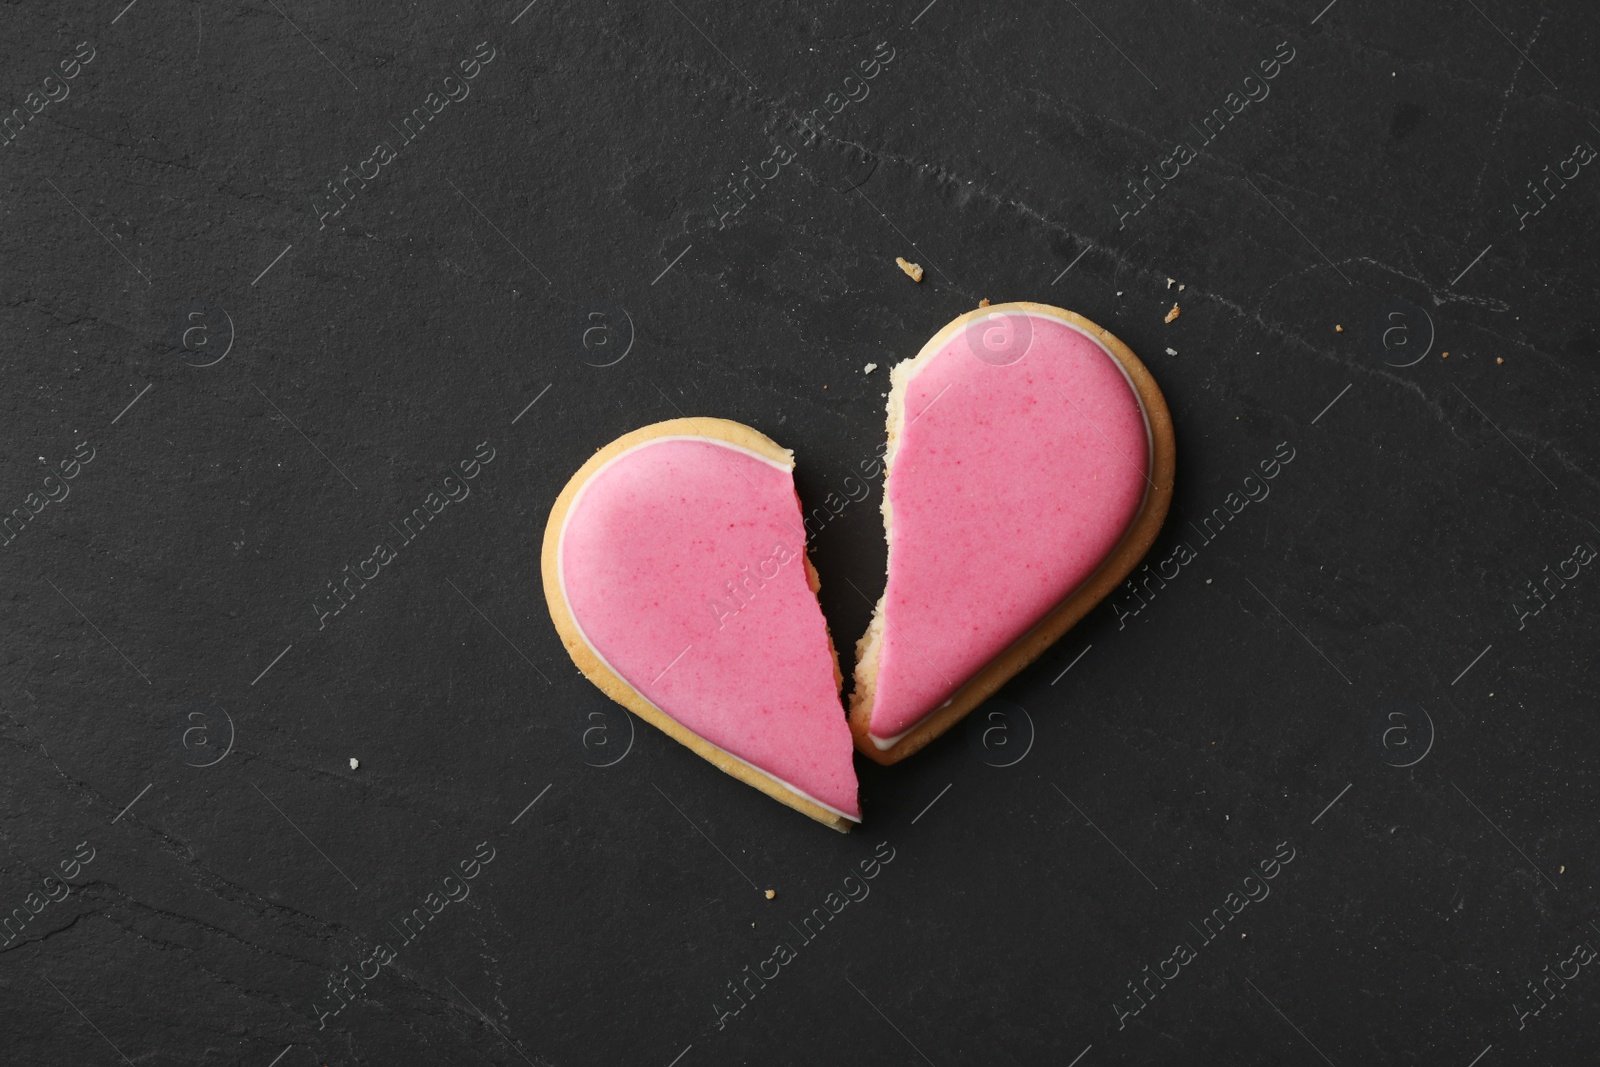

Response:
(541, 417), (857, 833)
(848, 302), (1177, 765)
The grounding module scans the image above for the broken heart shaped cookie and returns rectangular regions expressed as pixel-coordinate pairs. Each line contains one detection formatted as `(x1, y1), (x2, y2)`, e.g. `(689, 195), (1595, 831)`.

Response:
(850, 302), (1175, 763)
(542, 418), (860, 831)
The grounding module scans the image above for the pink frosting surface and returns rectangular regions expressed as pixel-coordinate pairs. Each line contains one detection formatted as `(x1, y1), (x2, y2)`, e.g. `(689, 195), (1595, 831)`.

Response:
(560, 436), (859, 819)
(870, 312), (1150, 740)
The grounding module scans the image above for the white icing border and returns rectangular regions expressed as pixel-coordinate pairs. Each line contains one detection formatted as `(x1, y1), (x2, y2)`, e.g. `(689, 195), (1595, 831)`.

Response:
(867, 309), (1156, 748)
(558, 434), (862, 824)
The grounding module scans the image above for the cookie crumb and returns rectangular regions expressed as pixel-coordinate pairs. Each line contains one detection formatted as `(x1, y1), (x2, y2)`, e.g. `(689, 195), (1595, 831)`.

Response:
(765, 889), (776, 900)
(864, 363), (878, 374)
(1164, 304), (1181, 324)
(1335, 324), (1344, 332)
(1441, 351), (1449, 358)
(978, 298), (990, 307)
(349, 758), (359, 770)
(895, 256), (924, 282)
(1497, 357), (1504, 364)
(1165, 347), (1178, 356)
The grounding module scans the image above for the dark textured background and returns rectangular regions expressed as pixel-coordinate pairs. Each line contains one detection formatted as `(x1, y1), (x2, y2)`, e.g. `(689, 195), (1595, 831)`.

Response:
(2, 1), (1597, 1064)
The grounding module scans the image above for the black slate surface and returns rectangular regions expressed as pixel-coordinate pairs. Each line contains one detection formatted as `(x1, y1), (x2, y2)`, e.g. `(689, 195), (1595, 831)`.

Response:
(3, 1), (1598, 1065)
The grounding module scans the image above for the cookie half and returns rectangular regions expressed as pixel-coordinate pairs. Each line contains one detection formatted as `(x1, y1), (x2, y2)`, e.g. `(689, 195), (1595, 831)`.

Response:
(850, 303), (1176, 764)
(543, 418), (860, 831)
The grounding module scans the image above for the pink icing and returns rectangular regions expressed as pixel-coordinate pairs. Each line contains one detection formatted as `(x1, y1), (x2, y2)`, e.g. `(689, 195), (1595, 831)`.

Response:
(870, 311), (1151, 741)
(560, 436), (859, 819)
